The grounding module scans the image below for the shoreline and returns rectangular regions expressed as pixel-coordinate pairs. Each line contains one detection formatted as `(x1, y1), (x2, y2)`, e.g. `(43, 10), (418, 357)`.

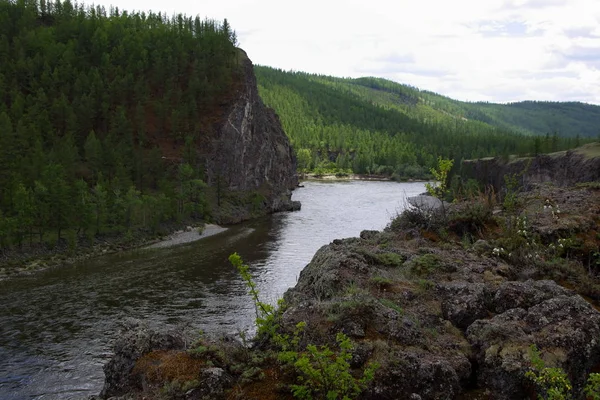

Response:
(0, 223), (227, 282)
(145, 224), (228, 249)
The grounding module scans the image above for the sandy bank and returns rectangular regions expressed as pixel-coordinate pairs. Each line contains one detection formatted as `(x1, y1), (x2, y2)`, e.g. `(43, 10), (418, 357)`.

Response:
(145, 224), (228, 249)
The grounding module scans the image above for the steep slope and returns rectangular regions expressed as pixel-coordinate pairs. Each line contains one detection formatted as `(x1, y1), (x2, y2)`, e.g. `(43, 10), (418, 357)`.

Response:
(205, 50), (298, 223)
(255, 67), (589, 178)
(462, 142), (600, 191)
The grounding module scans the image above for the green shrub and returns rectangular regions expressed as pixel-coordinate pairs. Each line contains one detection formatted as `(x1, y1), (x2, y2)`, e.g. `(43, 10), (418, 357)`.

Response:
(525, 344), (572, 400)
(369, 276), (393, 291)
(376, 252), (406, 267)
(410, 254), (441, 276)
(379, 298), (403, 314)
(279, 332), (378, 400)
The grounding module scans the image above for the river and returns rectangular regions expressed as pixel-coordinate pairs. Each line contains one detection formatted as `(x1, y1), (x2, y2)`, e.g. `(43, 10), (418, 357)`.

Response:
(0, 180), (426, 399)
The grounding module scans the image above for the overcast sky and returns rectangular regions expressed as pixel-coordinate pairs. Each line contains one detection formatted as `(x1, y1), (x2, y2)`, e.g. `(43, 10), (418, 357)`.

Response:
(88, 0), (600, 104)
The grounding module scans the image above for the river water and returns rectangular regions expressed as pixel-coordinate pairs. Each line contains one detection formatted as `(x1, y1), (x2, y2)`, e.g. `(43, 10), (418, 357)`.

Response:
(0, 180), (425, 400)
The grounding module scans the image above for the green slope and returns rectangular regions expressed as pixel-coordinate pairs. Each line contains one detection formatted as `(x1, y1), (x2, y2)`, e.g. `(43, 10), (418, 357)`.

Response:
(340, 76), (600, 139)
(255, 67), (590, 177)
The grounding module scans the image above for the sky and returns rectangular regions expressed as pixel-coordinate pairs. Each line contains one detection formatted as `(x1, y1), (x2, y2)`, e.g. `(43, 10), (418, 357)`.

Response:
(88, 0), (600, 104)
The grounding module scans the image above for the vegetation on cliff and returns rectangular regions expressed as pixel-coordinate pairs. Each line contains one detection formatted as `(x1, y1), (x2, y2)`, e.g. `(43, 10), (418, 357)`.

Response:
(255, 67), (596, 179)
(0, 0), (295, 263)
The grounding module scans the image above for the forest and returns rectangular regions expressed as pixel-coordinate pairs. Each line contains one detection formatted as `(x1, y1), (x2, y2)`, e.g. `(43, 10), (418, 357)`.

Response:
(0, 0), (239, 251)
(255, 67), (595, 178)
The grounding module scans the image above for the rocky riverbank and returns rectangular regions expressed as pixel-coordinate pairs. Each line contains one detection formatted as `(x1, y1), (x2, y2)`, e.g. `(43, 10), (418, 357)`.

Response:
(94, 182), (600, 399)
(0, 223), (226, 282)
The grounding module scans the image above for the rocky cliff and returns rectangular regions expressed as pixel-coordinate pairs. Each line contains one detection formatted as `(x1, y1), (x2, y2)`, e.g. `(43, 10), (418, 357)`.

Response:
(204, 50), (299, 223)
(462, 142), (600, 191)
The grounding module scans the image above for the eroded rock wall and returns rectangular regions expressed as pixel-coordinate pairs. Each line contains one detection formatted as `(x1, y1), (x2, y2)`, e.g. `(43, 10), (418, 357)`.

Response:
(462, 143), (600, 191)
(205, 50), (298, 220)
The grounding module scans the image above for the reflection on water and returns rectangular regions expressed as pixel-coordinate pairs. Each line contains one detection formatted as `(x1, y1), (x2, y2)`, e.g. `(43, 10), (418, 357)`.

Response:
(0, 180), (425, 399)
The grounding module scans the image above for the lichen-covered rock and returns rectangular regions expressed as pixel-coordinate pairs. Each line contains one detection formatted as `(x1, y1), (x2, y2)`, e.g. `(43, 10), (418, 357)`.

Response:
(467, 290), (600, 399)
(185, 367), (233, 400)
(438, 282), (489, 330)
(491, 279), (573, 313)
(100, 324), (185, 399)
(365, 350), (469, 400)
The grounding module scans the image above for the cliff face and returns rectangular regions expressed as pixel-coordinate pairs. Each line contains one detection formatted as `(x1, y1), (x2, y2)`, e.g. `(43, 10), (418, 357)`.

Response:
(204, 50), (299, 222)
(462, 143), (600, 191)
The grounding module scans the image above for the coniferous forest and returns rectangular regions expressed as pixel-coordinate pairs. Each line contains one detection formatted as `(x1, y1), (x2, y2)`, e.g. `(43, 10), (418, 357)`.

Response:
(0, 0), (239, 250)
(255, 67), (596, 178)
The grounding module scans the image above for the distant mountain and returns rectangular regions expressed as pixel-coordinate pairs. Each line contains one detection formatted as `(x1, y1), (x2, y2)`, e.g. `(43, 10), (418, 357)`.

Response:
(254, 67), (591, 178)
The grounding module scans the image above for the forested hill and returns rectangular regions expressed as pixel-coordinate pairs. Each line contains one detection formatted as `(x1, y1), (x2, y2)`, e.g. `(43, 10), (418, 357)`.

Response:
(350, 77), (600, 139)
(255, 66), (594, 178)
(0, 0), (295, 253)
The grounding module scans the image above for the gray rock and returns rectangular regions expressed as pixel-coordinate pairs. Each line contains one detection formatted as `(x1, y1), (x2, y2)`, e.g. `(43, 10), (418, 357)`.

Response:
(100, 326), (185, 399)
(365, 350), (467, 400)
(186, 367), (232, 400)
(491, 279), (573, 313)
(467, 293), (600, 399)
(408, 195), (449, 212)
(438, 282), (489, 330)
(205, 50), (299, 220)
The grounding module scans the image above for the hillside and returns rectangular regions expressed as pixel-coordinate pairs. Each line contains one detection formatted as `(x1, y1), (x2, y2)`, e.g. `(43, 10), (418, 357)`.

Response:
(0, 0), (297, 261)
(255, 67), (593, 178)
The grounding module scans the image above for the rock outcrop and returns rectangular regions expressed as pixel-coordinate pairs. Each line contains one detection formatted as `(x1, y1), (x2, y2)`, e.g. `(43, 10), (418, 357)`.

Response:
(204, 50), (299, 223)
(462, 142), (600, 191)
(281, 231), (600, 399)
(99, 322), (186, 399)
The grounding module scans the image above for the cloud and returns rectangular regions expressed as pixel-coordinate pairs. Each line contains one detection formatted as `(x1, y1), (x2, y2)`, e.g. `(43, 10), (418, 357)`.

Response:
(500, 0), (568, 10)
(562, 45), (600, 65)
(564, 27), (600, 39)
(473, 19), (545, 37)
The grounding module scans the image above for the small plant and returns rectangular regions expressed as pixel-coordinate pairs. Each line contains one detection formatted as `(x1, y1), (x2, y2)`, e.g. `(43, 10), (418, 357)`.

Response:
(230, 253), (379, 399)
(369, 275), (393, 291)
(503, 173), (521, 214)
(525, 344), (600, 400)
(376, 252), (405, 267)
(410, 254), (441, 276)
(525, 344), (572, 400)
(584, 373), (600, 400)
(425, 157), (454, 201)
(279, 332), (379, 400)
(229, 252), (283, 340)
(417, 279), (434, 292)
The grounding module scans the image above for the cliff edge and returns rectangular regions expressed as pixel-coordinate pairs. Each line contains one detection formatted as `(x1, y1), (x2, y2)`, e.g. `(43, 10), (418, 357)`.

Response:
(461, 142), (600, 191)
(205, 50), (299, 223)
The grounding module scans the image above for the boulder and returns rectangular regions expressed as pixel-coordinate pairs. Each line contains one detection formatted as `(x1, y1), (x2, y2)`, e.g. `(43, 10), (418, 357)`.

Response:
(100, 324), (185, 399)
(467, 291), (600, 399)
